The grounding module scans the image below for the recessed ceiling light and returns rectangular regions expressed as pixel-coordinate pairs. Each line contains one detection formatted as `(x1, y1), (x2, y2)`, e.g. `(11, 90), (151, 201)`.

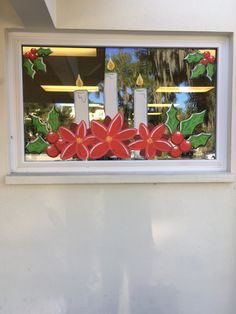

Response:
(147, 104), (179, 108)
(41, 85), (99, 93)
(56, 103), (104, 108)
(198, 49), (216, 57)
(156, 86), (215, 93)
(23, 47), (97, 57)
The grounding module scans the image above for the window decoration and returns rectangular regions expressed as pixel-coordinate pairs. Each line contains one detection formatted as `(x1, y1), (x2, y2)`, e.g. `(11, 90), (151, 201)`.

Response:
(25, 106), (211, 160)
(184, 50), (216, 81)
(23, 47), (52, 79)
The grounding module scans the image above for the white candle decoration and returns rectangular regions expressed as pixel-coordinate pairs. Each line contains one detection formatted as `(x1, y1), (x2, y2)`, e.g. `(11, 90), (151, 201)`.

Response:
(74, 90), (89, 126)
(134, 88), (147, 129)
(104, 72), (118, 118)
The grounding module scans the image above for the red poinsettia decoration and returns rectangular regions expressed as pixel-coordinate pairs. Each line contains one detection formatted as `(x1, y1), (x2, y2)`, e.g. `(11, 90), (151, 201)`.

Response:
(129, 123), (172, 159)
(90, 112), (136, 159)
(59, 120), (94, 160)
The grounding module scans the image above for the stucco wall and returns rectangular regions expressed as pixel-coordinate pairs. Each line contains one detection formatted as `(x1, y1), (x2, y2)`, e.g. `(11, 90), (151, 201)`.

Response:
(56, 0), (236, 31)
(1, 0), (236, 313)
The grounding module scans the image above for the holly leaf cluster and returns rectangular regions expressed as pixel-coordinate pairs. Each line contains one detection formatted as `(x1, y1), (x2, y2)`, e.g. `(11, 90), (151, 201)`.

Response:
(23, 47), (52, 79)
(165, 105), (211, 151)
(26, 106), (60, 154)
(184, 50), (216, 81)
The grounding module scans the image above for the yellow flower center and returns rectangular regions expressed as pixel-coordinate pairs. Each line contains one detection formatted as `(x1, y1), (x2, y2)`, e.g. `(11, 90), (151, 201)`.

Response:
(76, 137), (83, 144)
(105, 135), (113, 143)
(147, 137), (153, 144)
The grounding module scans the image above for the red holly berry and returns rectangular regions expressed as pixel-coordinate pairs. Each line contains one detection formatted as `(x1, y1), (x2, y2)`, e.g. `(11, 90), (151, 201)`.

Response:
(30, 48), (38, 55)
(46, 145), (59, 158)
(208, 56), (215, 63)
(200, 58), (209, 65)
(46, 132), (59, 144)
(180, 140), (192, 153)
(171, 131), (184, 145)
(170, 146), (182, 158)
(55, 138), (66, 152)
(28, 52), (37, 61)
(24, 52), (30, 59)
(203, 51), (211, 59)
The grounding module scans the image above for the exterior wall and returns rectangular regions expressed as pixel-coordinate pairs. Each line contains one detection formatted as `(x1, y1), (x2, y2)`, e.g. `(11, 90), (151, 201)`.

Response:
(0, 1), (236, 314)
(56, 0), (236, 31)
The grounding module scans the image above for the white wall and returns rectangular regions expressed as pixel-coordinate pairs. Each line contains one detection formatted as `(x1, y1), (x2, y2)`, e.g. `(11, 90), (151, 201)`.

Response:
(56, 0), (236, 31)
(1, 0), (236, 314)
(44, 0), (57, 26)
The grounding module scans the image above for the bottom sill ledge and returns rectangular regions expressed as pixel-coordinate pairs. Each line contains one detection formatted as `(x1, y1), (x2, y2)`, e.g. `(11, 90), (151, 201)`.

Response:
(5, 172), (235, 184)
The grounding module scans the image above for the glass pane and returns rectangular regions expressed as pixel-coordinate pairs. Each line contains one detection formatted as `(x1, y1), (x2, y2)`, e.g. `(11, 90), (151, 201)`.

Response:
(22, 46), (217, 161)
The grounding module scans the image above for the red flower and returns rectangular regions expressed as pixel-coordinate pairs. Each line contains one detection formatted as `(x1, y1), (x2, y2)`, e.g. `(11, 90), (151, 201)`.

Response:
(90, 112), (136, 159)
(129, 123), (172, 160)
(59, 120), (94, 160)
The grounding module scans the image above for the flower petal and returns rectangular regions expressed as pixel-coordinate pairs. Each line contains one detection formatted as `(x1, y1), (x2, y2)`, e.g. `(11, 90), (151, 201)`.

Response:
(146, 143), (156, 160)
(128, 139), (145, 150)
(59, 126), (75, 143)
(91, 120), (107, 140)
(151, 123), (166, 140)
(110, 140), (130, 159)
(76, 144), (89, 160)
(90, 142), (109, 159)
(60, 143), (76, 160)
(154, 140), (172, 152)
(76, 120), (87, 138)
(108, 112), (123, 136)
(116, 128), (137, 141)
(139, 123), (149, 140)
(83, 135), (97, 146)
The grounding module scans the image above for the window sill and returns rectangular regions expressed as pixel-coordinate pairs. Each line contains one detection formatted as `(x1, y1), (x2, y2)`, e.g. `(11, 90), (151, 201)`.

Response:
(5, 172), (235, 185)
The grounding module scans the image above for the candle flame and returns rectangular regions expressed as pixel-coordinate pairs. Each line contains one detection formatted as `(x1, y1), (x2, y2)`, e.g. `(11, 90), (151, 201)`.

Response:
(136, 73), (144, 86)
(76, 74), (84, 87)
(107, 58), (115, 71)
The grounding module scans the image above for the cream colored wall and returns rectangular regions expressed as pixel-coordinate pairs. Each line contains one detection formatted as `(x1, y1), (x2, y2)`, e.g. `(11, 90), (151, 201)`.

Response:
(44, 0), (57, 26)
(56, 0), (236, 31)
(1, 0), (236, 313)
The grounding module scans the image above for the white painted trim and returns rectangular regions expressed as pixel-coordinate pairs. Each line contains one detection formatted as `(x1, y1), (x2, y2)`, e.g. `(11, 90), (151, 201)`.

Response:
(6, 31), (232, 181)
(5, 172), (235, 184)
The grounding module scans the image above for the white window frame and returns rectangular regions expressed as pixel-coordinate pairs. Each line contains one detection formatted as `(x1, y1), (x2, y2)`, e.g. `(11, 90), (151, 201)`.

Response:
(5, 31), (234, 184)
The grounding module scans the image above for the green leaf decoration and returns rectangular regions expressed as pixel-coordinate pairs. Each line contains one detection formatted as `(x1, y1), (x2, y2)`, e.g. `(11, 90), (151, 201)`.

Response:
(23, 58), (36, 79)
(165, 105), (179, 133)
(180, 110), (206, 136)
(26, 136), (48, 154)
(184, 51), (204, 64)
(206, 63), (215, 81)
(188, 133), (212, 149)
(33, 57), (46, 72)
(37, 47), (52, 57)
(31, 115), (48, 136)
(48, 106), (60, 132)
(191, 63), (206, 79)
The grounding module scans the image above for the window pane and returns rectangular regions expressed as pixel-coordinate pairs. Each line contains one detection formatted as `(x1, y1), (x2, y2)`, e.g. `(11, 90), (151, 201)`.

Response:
(22, 46), (217, 161)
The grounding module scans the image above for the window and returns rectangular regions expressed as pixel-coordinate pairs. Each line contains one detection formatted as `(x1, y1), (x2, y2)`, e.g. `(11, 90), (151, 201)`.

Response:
(6, 32), (232, 182)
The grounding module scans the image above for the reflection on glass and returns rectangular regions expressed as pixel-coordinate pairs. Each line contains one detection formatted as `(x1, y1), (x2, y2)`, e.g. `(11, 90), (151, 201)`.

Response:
(22, 46), (217, 161)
